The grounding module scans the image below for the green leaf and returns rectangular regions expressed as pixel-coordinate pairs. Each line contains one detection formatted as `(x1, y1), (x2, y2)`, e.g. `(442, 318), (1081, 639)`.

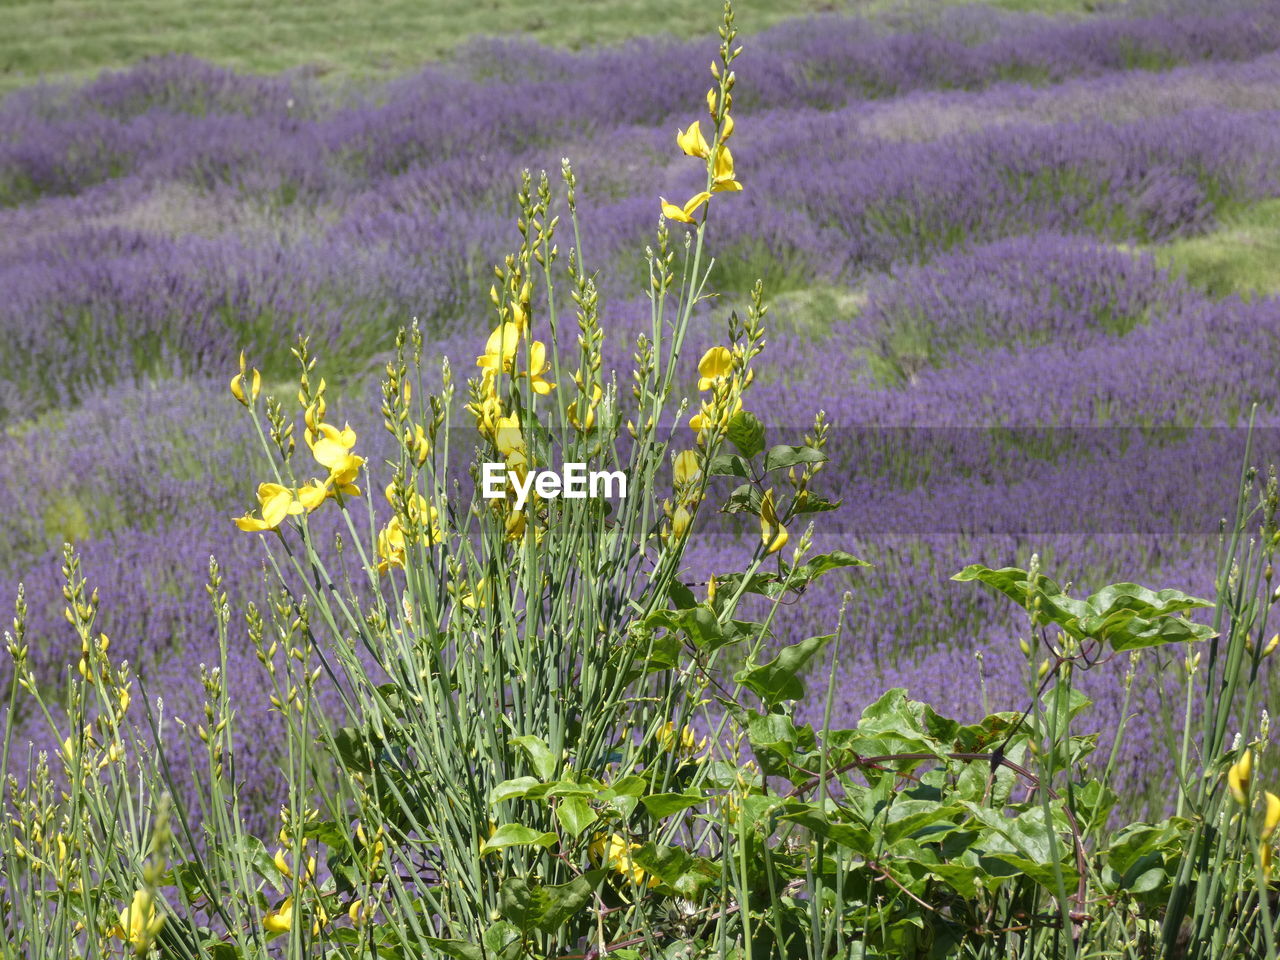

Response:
(510, 735), (557, 780)
(726, 410), (766, 459)
(735, 634), (834, 706)
(422, 940), (484, 960)
(789, 551), (871, 582)
(642, 791), (705, 818)
(781, 807), (874, 856)
(667, 580), (698, 610)
(631, 844), (720, 898)
(497, 873), (603, 934)
(482, 921), (524, 960)
(479, 823), (558, 855)
(955, 565), (1213, 651)
(763, 444), (827, 472)
(1085, 582), (1212, 621)
(790, 492), (843, 514)
(490, 777), (540, 805)
(721, 482), (762, 514)
(706, 454), (752, 478)
(555, 796), (597, 839)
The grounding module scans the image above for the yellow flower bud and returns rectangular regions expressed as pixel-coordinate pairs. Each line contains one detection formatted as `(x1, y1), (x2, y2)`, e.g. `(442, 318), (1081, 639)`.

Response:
(1229, 751), (1253, 805)
(1265, 791), (1280, 842)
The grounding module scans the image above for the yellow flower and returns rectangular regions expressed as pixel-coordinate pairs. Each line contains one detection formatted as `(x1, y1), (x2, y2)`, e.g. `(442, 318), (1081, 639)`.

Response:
(657, 721), (707, 757)
(706, 87), (717, 117)
(477, 322), (521, 375)
(114, 889), (164, 954)
(234, 482), (305, 532)
(264, 897), (293, 933)
(308, 422), (364, 493)
(711, 145), (742, 193)
(660, 191), (711, 224)
(568, 384), (603, 432)
(697, 346), (733, 390)
(505, 509), (527, 542)
(720, 112), (735, 141)
(760, 488), (788, 556)
(494, 413), (524, 457)
(689, 394), (742, 434)
(470, 387), (503, 438)
(1229, 751), (1253, 805)
(348, 898), (376, 928)
(296, 479), (330, 512)
(521, 341), (555, 394)
(673, 450), (702, 486)
(405, 423), (430, 466)
(1262, 841), (1274, 881)
(588, 833), (657, 887)
(671, 504), (693, 539)
(230, 351), (262, 406)
(1265, 791), (1280, 842)
(676, 121), (710, 158)
(457, 578), (488, 610)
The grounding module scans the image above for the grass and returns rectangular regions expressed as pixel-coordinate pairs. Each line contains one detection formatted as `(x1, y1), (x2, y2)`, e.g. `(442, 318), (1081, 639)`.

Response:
(1152, 198), (1280, 300)
(0, 0), (1106, 97)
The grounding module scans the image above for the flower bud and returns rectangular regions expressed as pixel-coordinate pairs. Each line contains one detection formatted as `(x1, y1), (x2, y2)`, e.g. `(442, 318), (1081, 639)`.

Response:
(1229, 751), (1253, 805)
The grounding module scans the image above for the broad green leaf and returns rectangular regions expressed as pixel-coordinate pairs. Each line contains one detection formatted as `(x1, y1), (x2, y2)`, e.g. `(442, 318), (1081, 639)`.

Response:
(735, 634), (834, 706)
(789, 551), (871, 583)
(498, 875), (600, 933)
(490, 777), (540, 805)
(479, 824), (557, 855)
(726, 410), (766, 459)
(781, 808), (874, 856)
(763, 444), (827, 472)
(631, 844), (720, 898)
(706, 454), (752, 478)
(1085, 582), (1212, 621)
(422, 939), (484, 960)
(510, 735), (557, 780)
(482, 921), (524, 960)
(642, 791), (705, 818)
(555, 796), (597, 838)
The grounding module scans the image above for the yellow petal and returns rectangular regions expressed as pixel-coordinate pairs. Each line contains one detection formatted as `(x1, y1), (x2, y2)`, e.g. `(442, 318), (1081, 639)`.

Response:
(760, 488), (788, 555)
(676, 121), (710, 158)
(721, 112), (735, 141)
(697, 346), (733, 388)
(234, 514), (270, 532)
(682, 191), (712, 218)
(673, 450), (701, 485)
(1265, 791), (1280, 841)
(661, 198), (694, 224)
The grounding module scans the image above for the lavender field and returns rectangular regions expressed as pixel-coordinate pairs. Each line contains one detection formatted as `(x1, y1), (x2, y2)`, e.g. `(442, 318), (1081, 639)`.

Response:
(4, 0), (1280, 887)
(7, 0), (1280, 829)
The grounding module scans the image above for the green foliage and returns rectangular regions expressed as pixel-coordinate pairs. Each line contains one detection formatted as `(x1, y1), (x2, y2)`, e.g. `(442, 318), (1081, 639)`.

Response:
(1153, 198), (1280, 300)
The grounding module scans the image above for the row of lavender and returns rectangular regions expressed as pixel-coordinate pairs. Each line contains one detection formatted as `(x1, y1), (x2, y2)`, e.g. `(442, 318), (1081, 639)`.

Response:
(3, 0), (1280, 827)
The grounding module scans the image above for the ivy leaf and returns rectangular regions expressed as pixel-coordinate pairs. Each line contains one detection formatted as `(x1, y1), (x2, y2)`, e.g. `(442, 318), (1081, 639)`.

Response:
(735, 634), (834, 706)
